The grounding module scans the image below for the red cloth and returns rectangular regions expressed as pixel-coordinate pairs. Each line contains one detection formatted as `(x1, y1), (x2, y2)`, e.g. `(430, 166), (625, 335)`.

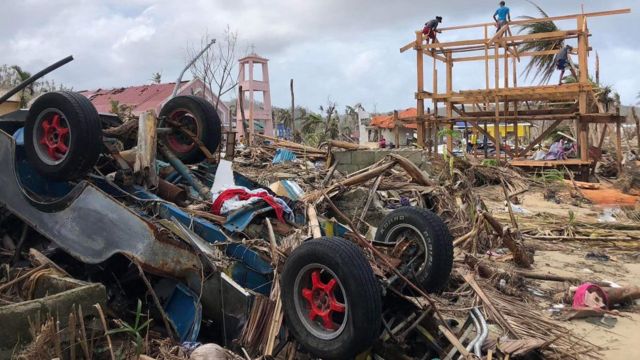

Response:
(211, 188), (287, 223)
(422, 27), (436, 39)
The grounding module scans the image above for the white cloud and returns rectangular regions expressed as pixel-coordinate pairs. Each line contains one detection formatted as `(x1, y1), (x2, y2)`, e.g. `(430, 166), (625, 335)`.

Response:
(0, 0), (638, 112)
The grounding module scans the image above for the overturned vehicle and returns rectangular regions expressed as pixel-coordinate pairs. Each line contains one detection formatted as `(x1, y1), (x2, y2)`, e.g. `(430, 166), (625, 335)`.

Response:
(0, 57), (454, 359)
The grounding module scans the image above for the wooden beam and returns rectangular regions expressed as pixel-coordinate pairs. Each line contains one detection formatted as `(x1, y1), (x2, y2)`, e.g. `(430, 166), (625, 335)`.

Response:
(616, 121), (623, 173)
(466, 121), (514, 158)
(416, 31), (425, 148)
(499, 30), (578, 44)
(578, 114), (625, 123)
(484, 25), (489, 91)
(518, 119), (563, 158)
(446, 52), (453, 153)
(400, 9), (630, 52)
(451, 114), (575, 122)
(435, 8), (630, 32)
(494, 43), (501, 160)
(577, 15), (589, 162)
(454, 49), (563, 62)
(462, 107), (576, 117)
(423, 49), (447, 62)
(487, 24), (510, 45)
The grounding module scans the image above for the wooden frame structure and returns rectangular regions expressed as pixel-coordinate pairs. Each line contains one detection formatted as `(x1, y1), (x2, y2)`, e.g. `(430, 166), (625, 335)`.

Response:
(400, 8), (630, 170)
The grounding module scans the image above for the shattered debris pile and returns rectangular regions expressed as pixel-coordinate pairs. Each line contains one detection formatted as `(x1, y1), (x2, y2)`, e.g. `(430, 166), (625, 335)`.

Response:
(0, 61), (638, 359)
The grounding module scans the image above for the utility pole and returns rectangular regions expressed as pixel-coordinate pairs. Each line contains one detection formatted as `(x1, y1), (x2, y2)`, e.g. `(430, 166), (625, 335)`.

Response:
(172, 39), (216, 98)
(290, 79), (295, 140)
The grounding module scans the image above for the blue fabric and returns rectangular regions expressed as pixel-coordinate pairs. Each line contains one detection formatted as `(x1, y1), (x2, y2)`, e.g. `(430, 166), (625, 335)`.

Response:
(272, 148), (297, 164)
(494, 6), (510, 21)
(556, 59), (567, 70)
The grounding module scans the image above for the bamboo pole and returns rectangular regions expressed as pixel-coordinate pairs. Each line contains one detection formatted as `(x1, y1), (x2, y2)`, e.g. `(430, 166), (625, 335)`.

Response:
(494, 43), (501, 160)
(446, 52), (453, 153)
(416, 31), (425, 148)
(577, 15), (589, 162)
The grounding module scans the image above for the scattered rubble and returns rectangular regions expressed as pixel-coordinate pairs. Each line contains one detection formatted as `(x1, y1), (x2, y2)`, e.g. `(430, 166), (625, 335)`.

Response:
(0, 56), (638, 360)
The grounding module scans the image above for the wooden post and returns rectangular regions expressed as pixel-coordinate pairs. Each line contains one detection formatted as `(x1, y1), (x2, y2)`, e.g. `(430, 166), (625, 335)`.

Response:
(616, 120), (623, 173)
(446, 51), (454, 153)
(394, 110), (400, 147)
(430, 58), (437, 154)
(512, 57), (519, 157)
(134, 110), (158, 188)
(503, 47), (509, 158)
(494, 43), (501, 159)
(416, 31), (425, 148)
(503, 45), (509, 88)
(249, 60), (255, 145)
(484, 25), (489, 91)
(290, 79), (295, 139)
(577, 15), (589, 162)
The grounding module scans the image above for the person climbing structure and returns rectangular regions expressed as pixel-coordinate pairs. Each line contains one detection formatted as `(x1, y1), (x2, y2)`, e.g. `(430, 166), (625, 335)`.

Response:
(422, 16), (443, 44)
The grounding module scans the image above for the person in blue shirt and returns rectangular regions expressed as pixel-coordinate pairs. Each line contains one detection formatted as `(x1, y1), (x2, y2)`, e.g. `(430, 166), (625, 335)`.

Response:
(493, 1), (511, 31)
(555, 45), (577, 85)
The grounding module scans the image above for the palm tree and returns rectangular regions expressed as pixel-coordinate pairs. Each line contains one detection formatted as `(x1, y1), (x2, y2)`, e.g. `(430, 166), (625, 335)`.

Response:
(301, 113), (324, 135)
(11, 65), (33, 107)
(563, 75), (618, 112)
(517, 1), (564, 84)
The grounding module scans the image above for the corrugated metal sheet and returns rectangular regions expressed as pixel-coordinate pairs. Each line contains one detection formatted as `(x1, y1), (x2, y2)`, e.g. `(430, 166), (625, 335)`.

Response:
(78, 82), (187, 115)
(370, 108), (418, 129)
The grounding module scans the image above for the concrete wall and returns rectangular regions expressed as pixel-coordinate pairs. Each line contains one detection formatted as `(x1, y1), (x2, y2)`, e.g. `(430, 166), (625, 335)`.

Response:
(333, 149), (427, 174)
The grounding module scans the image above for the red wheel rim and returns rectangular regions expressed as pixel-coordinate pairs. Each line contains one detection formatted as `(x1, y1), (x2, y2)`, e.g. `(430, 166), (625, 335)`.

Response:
(166, 109), (199, 153)
(34, 109), (71, 165)
(294, 264), (347, 340)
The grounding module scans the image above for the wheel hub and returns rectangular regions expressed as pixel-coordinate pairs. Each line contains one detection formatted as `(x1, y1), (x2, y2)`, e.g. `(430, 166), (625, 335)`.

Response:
(166, 109), (198, 153)
(39, 113), (69, 161)
(299, 268), (346, 334)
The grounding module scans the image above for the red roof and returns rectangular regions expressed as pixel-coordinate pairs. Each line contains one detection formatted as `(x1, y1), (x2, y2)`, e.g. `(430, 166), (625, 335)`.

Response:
(370, 108), (418, 129)
(78, 81), (188, 115)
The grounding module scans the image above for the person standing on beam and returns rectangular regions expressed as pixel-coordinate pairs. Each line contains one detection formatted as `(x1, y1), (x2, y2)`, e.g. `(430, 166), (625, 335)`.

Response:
(493, 1), (511, 31)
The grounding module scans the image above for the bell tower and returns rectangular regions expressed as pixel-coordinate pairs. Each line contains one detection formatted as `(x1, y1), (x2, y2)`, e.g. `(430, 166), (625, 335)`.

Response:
(236, 53), (274, 137)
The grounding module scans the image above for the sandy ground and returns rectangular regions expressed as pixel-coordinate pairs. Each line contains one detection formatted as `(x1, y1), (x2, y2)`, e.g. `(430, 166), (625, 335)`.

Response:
(535, 250), (640, 359)
(479, 185), (640, 359)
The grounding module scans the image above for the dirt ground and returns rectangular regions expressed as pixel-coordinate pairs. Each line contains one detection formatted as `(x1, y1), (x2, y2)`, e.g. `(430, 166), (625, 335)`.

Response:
(479, 184), (640, 359)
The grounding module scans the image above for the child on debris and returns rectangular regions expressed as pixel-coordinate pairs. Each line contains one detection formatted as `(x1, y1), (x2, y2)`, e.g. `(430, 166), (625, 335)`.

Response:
(493, 1), (511, 31)
(555, 45), (578, 85)
(422, 16), (443, 44)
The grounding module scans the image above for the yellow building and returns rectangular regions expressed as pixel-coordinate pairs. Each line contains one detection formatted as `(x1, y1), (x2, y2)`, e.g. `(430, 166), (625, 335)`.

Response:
(460, 122), (531, 139)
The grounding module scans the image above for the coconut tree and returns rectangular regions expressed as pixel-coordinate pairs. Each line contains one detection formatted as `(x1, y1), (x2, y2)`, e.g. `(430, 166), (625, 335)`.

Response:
(11, 65), (33, 107)
(517, 1), (564, 84)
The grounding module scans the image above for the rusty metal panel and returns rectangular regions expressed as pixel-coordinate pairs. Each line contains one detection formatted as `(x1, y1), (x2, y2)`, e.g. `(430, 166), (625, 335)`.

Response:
(0, 129), (200, 279)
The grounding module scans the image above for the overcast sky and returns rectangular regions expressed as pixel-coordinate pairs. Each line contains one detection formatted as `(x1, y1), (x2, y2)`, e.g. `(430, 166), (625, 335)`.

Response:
(1, 0), (637, 113)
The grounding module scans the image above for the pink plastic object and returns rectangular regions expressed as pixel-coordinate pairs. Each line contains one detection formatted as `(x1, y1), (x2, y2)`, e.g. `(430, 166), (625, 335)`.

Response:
(572, 282), (609, 310)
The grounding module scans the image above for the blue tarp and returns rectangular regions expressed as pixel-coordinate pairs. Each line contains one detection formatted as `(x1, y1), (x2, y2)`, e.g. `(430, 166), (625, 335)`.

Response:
(272, 148), (297, 164)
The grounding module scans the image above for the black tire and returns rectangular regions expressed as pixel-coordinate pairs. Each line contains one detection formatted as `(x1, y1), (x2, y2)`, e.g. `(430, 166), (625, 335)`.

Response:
(159, 95), (221, 164)
(375, 207), (453, 292)
(24, 91), (102, 181)
(281, 237), (381, 360)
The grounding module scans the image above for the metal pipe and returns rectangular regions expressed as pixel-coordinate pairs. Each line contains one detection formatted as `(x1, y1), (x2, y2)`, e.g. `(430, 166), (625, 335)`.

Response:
(0, 55), (73, 105)
(463, 310), (482, 358)
(158, 144), (210, 200)
(171, 39), (215, 98)
(157, 178), (188, 206)
(473, 307), (489, 357)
